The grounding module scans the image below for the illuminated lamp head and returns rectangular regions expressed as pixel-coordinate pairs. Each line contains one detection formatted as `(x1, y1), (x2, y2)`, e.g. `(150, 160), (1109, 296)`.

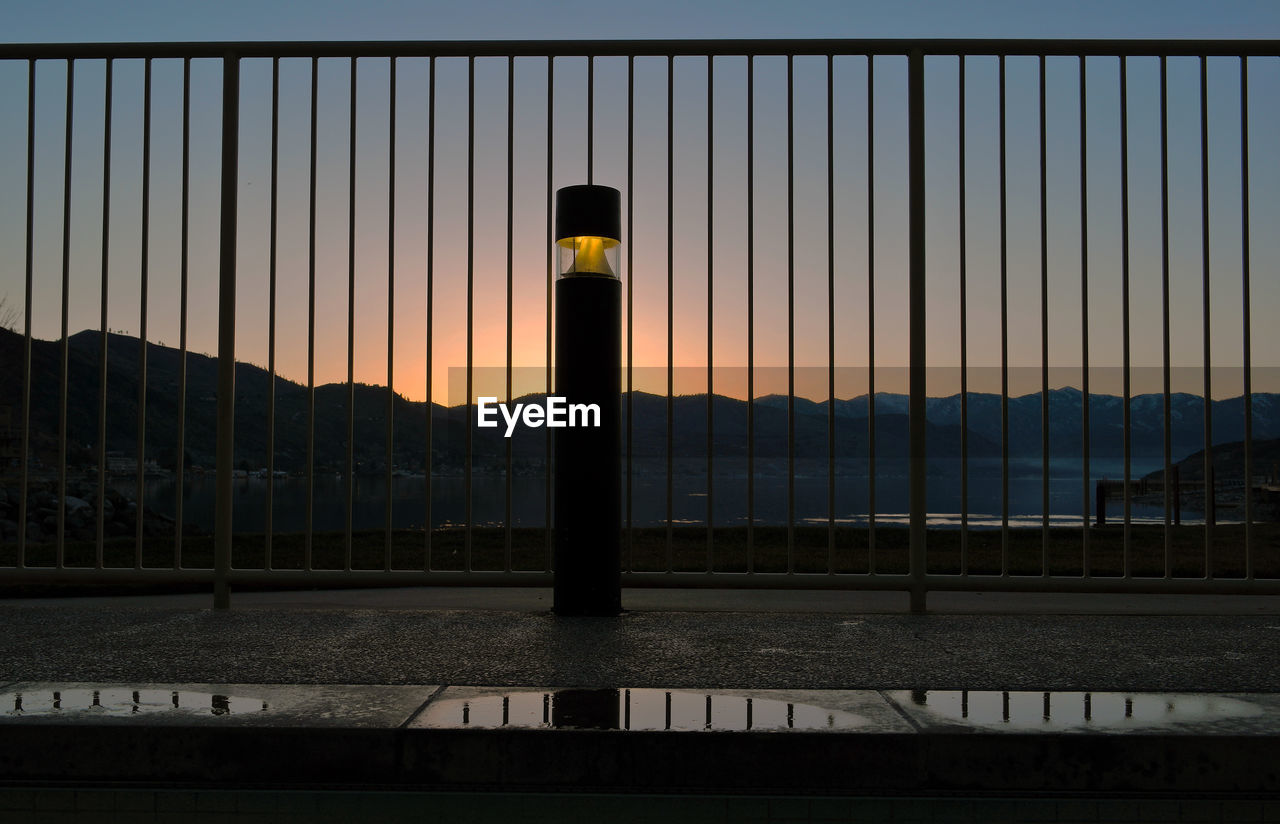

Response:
(555, 184), (621, 278)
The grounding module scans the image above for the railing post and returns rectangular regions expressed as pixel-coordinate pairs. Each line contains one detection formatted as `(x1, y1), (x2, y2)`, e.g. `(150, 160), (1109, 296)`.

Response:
(908, 49), (927, 614)
(213, 53), (239, 610)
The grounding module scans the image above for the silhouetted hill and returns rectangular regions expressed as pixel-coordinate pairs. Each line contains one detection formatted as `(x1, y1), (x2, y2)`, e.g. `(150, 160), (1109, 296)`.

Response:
(0, 328), (450, 473)
(1144, 438), (1280, 483)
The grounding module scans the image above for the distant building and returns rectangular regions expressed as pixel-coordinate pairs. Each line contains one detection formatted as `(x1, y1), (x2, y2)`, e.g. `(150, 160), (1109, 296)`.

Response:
(104, 452), (165, 476)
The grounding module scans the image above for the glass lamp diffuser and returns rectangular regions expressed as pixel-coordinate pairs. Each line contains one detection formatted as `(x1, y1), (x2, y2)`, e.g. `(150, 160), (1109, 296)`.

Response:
(554, 185), (621, 278)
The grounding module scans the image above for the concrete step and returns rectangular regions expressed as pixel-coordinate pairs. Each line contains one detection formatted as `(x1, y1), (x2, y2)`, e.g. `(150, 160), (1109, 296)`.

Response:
(1, 683), (1277, 796)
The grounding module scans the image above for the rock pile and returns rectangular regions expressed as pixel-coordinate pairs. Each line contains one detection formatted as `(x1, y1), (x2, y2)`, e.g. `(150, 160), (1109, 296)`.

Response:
(0, 482), (194, 544)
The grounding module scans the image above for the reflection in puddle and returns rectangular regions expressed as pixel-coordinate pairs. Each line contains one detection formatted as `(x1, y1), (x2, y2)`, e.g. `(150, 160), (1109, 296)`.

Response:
(420, 688), (867, 731)
(899, 690), (1261, 730)
(2, 689), (269, 718)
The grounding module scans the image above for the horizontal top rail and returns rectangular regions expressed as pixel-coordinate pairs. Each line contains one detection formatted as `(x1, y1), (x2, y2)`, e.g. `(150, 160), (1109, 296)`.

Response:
(1, 38), (1279, 60)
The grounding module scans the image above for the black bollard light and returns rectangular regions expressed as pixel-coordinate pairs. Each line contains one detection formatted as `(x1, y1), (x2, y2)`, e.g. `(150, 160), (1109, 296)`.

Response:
(553, 184), (622, 616)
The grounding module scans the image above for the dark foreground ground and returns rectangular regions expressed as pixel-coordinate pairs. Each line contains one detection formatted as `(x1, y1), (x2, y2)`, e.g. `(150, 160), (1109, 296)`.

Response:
(1, 588), (1278, 823)
(2, 590), (1277, 689)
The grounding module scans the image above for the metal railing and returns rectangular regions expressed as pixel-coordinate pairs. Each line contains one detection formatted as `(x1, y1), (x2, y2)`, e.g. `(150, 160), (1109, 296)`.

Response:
(1, 39), (1277, 609)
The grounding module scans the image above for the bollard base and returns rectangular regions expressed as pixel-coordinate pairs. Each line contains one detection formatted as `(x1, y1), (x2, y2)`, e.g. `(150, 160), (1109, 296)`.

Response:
(552, 604), (624, 618)
(553, 275), (622, 618)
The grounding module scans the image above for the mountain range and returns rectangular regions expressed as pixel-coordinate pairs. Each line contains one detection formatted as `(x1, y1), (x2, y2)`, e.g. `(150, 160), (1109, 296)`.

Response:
(3, 328), (1277, 475)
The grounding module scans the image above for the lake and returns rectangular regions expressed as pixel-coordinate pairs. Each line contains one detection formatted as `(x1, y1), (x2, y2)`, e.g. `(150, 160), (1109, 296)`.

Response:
(129, 456), (1198, 533)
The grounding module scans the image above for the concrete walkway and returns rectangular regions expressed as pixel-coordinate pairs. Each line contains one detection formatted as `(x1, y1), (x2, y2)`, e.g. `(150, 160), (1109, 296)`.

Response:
(1, 588), (1277, 689)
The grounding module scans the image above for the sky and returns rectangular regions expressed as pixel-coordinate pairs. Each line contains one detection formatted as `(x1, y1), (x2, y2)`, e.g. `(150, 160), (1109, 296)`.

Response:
(2, 1), (1279, 405)
(5, 1), (1279, 43)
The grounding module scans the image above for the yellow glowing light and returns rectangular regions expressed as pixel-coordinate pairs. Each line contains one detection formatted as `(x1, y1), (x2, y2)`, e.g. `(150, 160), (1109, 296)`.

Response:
(557, 235), (618, 276)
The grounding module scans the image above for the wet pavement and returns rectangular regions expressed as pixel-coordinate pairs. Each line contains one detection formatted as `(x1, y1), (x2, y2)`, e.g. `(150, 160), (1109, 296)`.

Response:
(0, 683), (435, 727)
(1, 683), (1277, 736)
(1, 683), (1278, 796)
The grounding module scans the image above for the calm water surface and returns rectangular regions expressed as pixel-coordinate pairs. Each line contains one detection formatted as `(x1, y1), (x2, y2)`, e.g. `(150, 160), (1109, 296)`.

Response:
(131, 457), (1193, 533)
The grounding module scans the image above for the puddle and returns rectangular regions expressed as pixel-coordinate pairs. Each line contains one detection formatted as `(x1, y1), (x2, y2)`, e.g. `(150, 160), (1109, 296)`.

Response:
(896, 690), (1262, 731)
(419, 688), (866, 731)
(1, 689), (269, 718)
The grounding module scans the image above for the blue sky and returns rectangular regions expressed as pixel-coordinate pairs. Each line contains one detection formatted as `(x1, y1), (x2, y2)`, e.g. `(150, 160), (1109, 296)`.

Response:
(4, 0), (1279, 43)
(2, 2), (1278, 404)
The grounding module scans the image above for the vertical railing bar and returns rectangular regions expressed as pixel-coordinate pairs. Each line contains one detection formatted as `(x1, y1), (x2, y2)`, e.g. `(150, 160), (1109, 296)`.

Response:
(545, 55), (553, 572)
(1039, 55), (1049, 575)
(746, 55), (755, 573)
(503, 55), (515, 571)
(786, 53), (795, 574)
(706, 54), (714, 573)
(345, 56), (357, 572)
(958, 55), (968, 575)
(826, 53), (835, 575)
(305, 56), (317, 573)
(1120, 56), (1132, 578)
(266, 56), (279, 571)
(135, 57), (152, 570)
(998, 53), (1009, 576)
(385, 56), (397, 573)
(465, 54), (475, 572)
(587, 55), (594, 184)
(1240, 56), (1253, 580)
(504, 55), (514, 573)
(666, 53), (674, 572)
(213, 52), (240, 610)
(1080, 55), (1091, 576)
(907, 48), (926, 614)
(425, 55), (436, 571)
(97, 58), (114, 571)
(175, 58), (190, 570)
(626, 55), (634, 573)
(867, 54), (876, 572)
(1199, 54), (1213, 579)
(17, 58), (35, 571)
(1160, 55), (1172, 578)
(56, 58), (75, 571)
